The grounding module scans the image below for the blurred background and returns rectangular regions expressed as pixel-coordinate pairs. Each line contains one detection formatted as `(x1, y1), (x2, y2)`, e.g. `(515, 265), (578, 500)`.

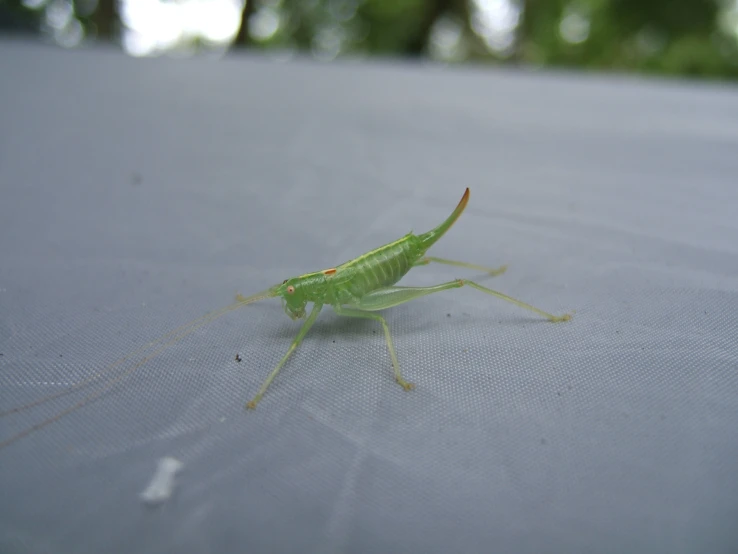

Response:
(2, 0), (738, 80)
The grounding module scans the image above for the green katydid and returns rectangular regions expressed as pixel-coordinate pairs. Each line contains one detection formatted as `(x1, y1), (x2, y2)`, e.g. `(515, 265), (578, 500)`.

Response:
(0, 188), (570, 450)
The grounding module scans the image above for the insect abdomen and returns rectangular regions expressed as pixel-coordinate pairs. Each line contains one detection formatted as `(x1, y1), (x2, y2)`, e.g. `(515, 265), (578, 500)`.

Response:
(343, 236), (417, 297)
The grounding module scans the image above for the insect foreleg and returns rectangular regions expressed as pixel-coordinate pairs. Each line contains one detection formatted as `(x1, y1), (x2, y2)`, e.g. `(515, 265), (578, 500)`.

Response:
(246, 303), (323, 410)
(331, 305), (414, 391)
(413, 256), (507, 276)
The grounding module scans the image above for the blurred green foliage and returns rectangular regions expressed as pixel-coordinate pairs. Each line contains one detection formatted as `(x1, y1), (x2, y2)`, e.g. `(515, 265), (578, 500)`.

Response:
(4, 0), (738, 79)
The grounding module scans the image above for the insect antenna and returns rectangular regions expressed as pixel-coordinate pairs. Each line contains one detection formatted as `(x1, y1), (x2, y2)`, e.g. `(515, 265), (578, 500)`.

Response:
(0, 287), (277, 451)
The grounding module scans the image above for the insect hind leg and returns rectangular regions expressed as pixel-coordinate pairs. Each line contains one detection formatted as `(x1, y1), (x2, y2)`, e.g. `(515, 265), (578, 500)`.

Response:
(414, 256), (507, 276)
(462, 280), (572, 322)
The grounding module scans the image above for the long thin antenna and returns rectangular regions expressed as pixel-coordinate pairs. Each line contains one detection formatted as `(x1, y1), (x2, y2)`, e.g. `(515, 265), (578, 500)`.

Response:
(0, 287), (277, 451)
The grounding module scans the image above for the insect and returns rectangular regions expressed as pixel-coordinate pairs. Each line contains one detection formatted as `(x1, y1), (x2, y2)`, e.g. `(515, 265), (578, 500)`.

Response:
(0, 188), (570, 450)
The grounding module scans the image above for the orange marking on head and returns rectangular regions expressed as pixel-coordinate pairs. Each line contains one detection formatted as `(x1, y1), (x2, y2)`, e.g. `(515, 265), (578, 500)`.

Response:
(323, 268), (337, 275)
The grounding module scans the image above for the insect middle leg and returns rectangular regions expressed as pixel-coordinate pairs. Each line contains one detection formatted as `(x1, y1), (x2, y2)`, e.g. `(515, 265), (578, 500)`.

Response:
(331, 305), (414, 391)
(413, 256), (507, 276)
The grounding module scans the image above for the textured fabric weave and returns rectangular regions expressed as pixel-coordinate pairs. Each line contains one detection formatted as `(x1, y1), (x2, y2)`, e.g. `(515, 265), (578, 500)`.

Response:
(1, 39), (737, 554)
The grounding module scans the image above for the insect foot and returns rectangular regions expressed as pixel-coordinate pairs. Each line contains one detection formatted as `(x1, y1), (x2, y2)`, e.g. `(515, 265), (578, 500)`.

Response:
(552, 313), (573, 322)
(396, 378), (415, 391)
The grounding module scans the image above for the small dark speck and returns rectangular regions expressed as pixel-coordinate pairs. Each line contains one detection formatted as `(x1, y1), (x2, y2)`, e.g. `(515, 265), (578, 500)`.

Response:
(235, 353), (242, 363)
(557, 391), (561, 396)
(59, 354), (63, 358)
(372, 330), (376, 334)
(332, 340), (335, 343)
(446, 313), (451, 318)
(540, 438), (547, 445)
(131, 172), (143, 185)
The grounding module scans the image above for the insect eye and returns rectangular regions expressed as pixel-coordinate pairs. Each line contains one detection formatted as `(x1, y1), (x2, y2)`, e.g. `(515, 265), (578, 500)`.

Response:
(287, 285), (295, 294)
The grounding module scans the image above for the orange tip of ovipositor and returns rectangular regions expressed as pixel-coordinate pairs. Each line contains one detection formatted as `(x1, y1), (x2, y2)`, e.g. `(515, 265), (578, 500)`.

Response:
(457, 188), (470, 212)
